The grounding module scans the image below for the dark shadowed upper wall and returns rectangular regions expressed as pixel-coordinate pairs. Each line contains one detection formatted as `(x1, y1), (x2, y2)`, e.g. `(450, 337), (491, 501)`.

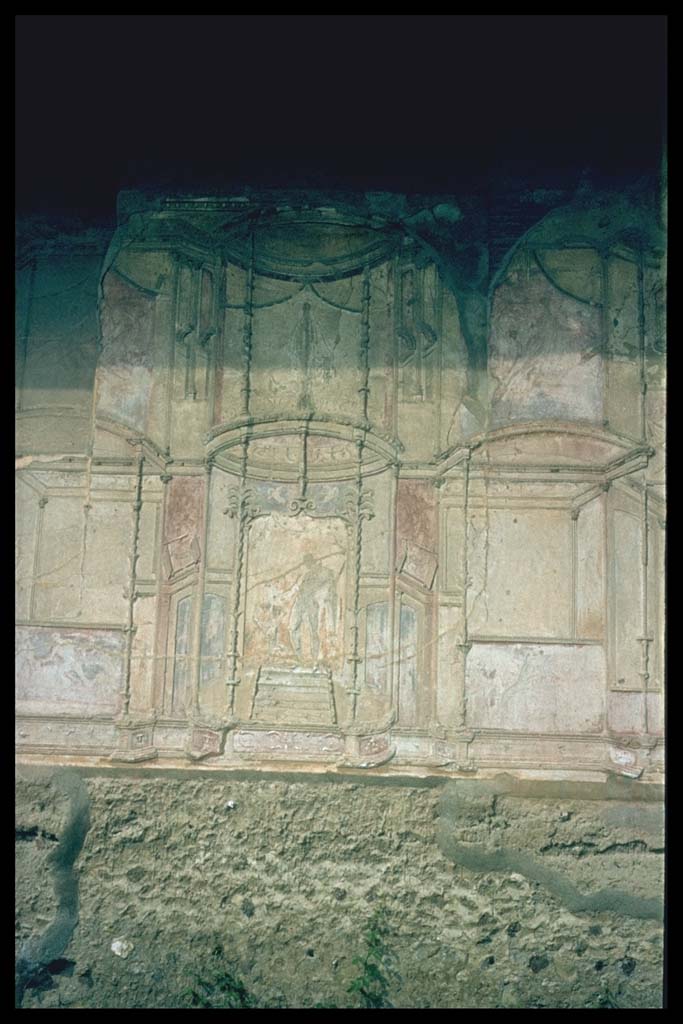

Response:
(16, 15), (666, 223)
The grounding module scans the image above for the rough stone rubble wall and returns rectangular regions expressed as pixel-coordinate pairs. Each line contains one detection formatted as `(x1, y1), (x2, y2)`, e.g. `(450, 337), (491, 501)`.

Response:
(16, 768), (663, 1009)
(16, 190), (665, 1006)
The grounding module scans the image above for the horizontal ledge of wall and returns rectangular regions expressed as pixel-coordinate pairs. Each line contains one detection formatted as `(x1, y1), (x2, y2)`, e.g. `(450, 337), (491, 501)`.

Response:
(14, 753), (665, 799)
(469, 636), (603, 646)
(16, 619), (128, 632)
(16, 722), (664, 784)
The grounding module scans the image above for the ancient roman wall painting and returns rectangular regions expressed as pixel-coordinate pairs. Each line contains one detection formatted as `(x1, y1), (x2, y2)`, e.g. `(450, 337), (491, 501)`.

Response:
(15, 199), (665, 780)
(244, 516), (346, 666)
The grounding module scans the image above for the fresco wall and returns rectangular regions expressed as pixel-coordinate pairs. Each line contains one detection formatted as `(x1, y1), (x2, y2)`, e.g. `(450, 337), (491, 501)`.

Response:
(15, 192), (665, 782)
(15, 189), (666, 1008)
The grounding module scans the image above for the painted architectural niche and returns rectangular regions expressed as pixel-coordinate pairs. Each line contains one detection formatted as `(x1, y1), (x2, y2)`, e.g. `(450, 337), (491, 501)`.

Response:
(15, 194), (665, 781)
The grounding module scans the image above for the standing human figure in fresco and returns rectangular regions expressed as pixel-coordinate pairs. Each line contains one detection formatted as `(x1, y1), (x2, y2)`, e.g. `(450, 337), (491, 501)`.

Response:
(252, 586), (285, 655)
(292, 301), (340, 412)
(288, 553), (339, 663)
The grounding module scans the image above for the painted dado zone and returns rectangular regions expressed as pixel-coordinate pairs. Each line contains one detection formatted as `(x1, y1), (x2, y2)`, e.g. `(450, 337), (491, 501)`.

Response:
(15, 192), (665, 780)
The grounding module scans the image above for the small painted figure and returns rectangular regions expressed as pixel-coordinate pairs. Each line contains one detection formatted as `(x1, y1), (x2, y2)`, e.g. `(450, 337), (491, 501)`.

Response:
(288, 553), (339, 663)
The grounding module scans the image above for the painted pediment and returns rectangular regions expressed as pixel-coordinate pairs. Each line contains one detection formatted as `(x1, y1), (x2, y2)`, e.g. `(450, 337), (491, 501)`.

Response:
(469, 423), (644, 471)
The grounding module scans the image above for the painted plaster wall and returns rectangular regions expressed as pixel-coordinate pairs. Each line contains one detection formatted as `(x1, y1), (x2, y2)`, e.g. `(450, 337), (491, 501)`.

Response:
(16, 190), (665, 1006)
(15, 193), (665, 774)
